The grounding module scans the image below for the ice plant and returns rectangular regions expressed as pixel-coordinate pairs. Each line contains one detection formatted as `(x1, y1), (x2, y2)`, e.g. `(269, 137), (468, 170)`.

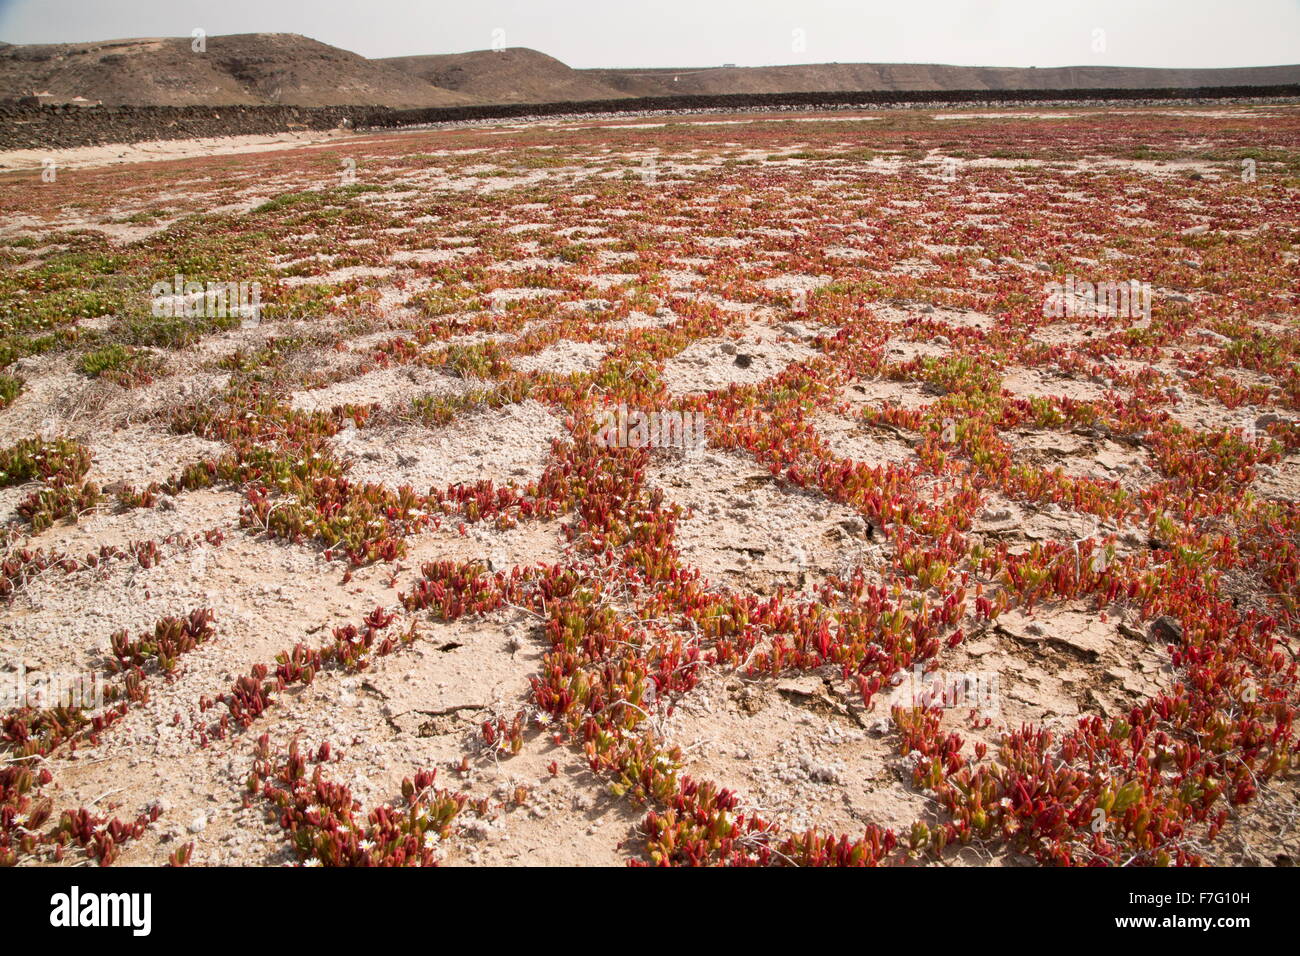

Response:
(0, 104), (1297, 867)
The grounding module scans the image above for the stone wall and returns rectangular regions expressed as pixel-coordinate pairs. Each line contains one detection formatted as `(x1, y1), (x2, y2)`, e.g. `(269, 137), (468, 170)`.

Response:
(2, 85), (1297, 151)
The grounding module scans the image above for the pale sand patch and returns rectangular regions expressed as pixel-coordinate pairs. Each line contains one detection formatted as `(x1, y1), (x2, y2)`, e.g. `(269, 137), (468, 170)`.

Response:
(279, 265), (393, 287)
(333, 399), (564, 492)
(940, 601), (1172, 748)
(661, 335), (819, 397)
(510, 340), (608, 376)
(811, 411), (921, 468)
(837, 378), (939, 411)
(0, 129), (356, 172)
(1008, 428), (1155, 491)
(1002, 368), (1115, 404)
(18, 488), (243, 558)
(0, 367), (231, 444)
(663, 669), (929, 835)
(289, 364), (473, 414)
(1252, 455), (1300, 502)
(88, 423), (227, 490)
(972, 491), (1140, 557)
(647, 448), (883, 594)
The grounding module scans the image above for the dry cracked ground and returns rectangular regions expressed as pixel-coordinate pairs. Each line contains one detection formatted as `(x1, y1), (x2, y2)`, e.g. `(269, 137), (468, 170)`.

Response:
(0, 104), (1298, 866)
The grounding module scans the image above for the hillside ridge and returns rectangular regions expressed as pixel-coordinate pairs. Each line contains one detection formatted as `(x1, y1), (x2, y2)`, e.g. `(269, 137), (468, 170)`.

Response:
(3, 32), (1298, 107)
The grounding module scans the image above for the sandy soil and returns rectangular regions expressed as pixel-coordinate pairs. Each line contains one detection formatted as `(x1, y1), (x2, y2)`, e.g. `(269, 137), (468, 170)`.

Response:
(1, 103), (1297, 868)
(0, 129), (359, 172)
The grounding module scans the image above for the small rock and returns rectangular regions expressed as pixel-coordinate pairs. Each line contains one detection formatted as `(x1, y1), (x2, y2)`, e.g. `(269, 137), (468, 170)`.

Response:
(1257, 413), (1288, 429)
(777, 676), (823, 698)
(1149, 615), (1184, 644)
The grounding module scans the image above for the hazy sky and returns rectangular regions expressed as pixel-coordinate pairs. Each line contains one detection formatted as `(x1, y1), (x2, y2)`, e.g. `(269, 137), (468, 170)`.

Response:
(1, 0), (1297, 69)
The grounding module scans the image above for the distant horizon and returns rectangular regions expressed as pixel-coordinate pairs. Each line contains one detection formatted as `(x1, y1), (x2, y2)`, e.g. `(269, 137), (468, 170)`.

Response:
(1, 32), (1298, 75)
(0, 0), (1297, 71)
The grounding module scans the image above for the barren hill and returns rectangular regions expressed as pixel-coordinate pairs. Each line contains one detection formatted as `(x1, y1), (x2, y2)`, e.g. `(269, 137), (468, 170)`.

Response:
(381, 47), (629, 104)
(582, 61), (1300, 97)
(2, 32), (1297, 110)
(0, 33), (473, 107)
